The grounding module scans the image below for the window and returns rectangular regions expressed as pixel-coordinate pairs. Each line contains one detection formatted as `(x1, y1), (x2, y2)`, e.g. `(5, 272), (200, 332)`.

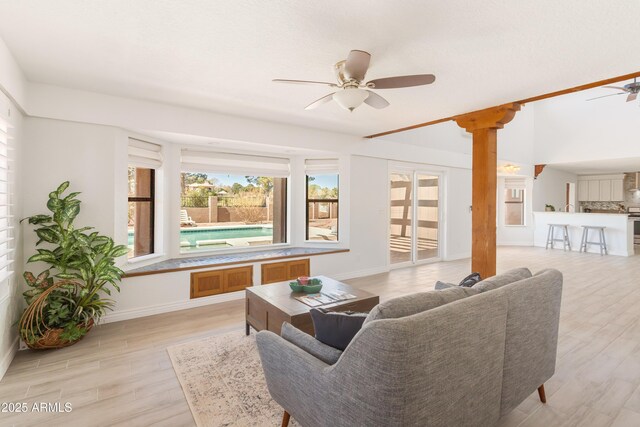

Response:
(128, 139), (161, 258)
(0, 108), (15, 282)
(504, 178), (526, 226)
(305, 159), (339, 241)
(179, 150), (289, 253)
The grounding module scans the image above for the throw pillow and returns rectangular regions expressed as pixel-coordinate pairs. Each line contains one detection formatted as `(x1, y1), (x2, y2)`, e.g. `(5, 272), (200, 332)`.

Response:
(434, 281), (456, 290)
(309, 308), (368, 351)
(459, 272), (482, 287)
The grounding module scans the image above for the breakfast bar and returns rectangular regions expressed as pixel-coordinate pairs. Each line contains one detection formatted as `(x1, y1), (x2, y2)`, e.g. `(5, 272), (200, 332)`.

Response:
(533, 212), (634, 256)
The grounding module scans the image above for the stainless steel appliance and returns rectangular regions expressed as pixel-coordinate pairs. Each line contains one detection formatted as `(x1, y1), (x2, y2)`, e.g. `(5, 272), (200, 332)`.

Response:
(628, 207), (640, 245)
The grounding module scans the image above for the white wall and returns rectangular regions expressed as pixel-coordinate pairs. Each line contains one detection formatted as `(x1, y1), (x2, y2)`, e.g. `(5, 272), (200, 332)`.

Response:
(0, 93), (23, 379)
(533, 88), (640, 164)
(532, 167), (578, 212)
(443, 167), (472, 260)
(18, 114), (477, 322)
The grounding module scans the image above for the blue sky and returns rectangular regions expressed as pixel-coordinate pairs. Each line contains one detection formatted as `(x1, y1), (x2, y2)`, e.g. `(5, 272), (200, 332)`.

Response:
(208, 173), (338, 189)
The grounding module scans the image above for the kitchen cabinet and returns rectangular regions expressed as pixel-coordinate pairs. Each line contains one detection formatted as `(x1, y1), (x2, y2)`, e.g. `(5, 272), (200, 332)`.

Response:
(578, 181), (589, 201)
(611, 179), (624, 201)
(598, 180), (611, 201)
(577, 175), (625, 202)
(588, 180), (600, 201)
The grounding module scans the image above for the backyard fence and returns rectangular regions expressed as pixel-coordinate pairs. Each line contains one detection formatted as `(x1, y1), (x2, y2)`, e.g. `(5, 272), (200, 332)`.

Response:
(181, 195), (209, 208)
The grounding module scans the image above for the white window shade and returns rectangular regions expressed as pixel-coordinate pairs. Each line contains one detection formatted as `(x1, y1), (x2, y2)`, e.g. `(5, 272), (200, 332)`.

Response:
(504, 178), (526, 190)
(181, 150), (290, 177)
(128, 138), (162, 169)
(0, 112), (15, 283)
(305, 158), (339, 174)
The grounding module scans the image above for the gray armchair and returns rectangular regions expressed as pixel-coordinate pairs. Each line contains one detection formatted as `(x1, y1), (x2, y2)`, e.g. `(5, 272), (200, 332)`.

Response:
(257, 290), (510, 427)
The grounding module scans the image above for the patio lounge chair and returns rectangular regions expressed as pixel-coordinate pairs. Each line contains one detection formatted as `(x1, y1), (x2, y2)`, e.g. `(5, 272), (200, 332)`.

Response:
(180, 209), (196, 226)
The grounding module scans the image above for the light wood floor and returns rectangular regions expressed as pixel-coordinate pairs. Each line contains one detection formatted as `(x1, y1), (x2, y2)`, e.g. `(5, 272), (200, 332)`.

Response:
(2, 246), (640, 426)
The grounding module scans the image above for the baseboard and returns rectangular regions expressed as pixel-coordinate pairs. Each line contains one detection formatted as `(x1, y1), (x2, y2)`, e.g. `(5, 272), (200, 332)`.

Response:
(497, 242), (535, 247)
(101, 291), (245, 324)
(0, 335), (19, 380)
(331, 266), (390, 281)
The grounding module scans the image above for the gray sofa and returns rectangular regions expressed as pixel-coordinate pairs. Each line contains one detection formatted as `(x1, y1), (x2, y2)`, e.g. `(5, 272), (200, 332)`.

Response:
(256, 268), (563, 427)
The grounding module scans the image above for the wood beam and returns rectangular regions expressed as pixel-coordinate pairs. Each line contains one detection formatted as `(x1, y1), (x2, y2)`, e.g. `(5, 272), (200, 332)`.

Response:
(364, 70), (640, 139)
(534, 164), (547, 179)
(455, 103), (521, 278)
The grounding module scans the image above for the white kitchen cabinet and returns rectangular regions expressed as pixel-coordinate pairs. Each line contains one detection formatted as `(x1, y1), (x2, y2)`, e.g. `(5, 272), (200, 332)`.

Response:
(588, 180), (600, 201)
(611, 179), (624, 201)
(598, 180), (611, 201)
(578, 175), (625, 202)
(578, 180), (589, 201)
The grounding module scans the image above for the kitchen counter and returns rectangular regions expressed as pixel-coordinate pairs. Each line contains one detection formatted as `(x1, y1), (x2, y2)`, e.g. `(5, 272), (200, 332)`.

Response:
(533, 212), (634, 256)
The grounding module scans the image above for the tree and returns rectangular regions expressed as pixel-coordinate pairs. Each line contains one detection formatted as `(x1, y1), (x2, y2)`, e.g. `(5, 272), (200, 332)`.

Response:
(245, 176), (273, 193)
(231, 182), (244, 194)
(181, 173), (216, 194)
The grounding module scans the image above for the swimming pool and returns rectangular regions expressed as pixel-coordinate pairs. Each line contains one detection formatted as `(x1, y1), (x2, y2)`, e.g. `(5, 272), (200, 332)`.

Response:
(128, 226), (274, 251)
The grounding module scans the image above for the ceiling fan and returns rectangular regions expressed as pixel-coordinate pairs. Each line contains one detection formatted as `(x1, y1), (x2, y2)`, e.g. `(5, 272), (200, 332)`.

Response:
(273, 50), (435, 112)
(587, 78), (640, 103)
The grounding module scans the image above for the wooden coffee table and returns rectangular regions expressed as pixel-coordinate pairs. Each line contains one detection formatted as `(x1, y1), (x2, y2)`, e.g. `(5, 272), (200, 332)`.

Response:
(245, 276), (379, 336)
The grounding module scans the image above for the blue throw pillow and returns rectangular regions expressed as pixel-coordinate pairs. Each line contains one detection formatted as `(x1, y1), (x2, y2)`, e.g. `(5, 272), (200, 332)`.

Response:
(309, 308), (368, 351)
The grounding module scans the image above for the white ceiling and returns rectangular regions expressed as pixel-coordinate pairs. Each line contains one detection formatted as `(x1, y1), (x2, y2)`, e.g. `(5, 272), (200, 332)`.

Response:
(549, 158), (640, 176)
(1, 1), (639, 136)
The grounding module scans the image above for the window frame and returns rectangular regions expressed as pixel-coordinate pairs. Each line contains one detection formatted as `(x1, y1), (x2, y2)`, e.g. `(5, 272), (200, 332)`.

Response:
(305, 173), (340, 242)
(503, 187), (526, 227)
(128, 167), (156, 258)
(177, 172), (290, 255)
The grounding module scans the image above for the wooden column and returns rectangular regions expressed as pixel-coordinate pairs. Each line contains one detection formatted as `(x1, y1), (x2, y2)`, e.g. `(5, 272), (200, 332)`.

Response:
(455, 103), (520, 278)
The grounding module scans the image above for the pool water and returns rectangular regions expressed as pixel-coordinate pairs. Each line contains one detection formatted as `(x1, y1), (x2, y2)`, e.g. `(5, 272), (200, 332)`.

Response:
(128, 226), (273, 248)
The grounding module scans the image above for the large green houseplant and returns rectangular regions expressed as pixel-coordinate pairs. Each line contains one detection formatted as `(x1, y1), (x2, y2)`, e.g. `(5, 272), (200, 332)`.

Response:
(19, 182), (128, 349)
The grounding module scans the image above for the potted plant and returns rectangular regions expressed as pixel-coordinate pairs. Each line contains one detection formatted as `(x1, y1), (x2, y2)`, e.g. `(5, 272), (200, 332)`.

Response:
(18, 182), (128, 349)
(545, 204), (556, 212)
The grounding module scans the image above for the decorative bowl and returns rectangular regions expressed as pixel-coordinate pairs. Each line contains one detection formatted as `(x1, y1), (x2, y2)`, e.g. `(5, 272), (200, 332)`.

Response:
(289, 281), (305, 292)
(302, 283), (323, 293)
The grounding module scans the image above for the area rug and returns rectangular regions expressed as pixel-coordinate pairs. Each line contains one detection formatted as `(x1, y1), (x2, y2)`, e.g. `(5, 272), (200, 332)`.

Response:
(167, 331), (300, 427)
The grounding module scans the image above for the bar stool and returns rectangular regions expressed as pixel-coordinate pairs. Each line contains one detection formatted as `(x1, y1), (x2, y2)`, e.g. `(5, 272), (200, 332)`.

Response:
(545, 224), (571, 251)
(580, 226), (608, 255)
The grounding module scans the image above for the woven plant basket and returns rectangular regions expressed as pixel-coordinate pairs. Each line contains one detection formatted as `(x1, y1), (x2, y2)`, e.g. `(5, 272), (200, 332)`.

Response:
(18, 280), (94, 350)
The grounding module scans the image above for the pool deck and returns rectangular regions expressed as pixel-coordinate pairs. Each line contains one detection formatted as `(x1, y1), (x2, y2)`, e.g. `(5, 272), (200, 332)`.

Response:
(123, 246), (349, 277)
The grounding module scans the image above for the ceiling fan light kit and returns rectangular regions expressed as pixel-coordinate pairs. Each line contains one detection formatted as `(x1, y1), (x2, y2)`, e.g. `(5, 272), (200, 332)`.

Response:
(274, 49), (436, 112)
(333, 88), (369, 111)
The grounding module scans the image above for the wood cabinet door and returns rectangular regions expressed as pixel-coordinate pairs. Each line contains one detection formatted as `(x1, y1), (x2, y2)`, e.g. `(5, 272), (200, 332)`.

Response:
(577, 180), (589, 201)
(588, 180), (600, 201)
(611, 179), (624, 201)
(287, 259), (310, 279)
(261, 262), (288, 284)
(223, 266), (253, 292)
(598, 180), (611, 201)
(261, 259), (311, 284)
(191, 270), (224, 298)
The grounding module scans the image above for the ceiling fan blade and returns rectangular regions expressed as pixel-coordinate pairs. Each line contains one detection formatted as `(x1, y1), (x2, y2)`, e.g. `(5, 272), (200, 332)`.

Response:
(364, 90), (390, 109)
(367, 74), (436, 89)
(344, 50), (371, 81)
(627, 92), (638, 102)
(586, 92), (626, 101)
(273, 79), (336, 87)
(602, 86), (629, 92)
(304, 93), (335, 110)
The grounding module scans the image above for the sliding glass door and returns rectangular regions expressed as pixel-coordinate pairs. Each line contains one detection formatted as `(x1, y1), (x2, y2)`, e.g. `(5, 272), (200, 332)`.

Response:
(389, 170), (441, 266)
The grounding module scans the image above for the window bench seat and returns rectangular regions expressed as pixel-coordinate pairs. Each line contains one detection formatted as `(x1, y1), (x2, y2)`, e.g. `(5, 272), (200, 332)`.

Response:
(123, 247), (349, 277)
